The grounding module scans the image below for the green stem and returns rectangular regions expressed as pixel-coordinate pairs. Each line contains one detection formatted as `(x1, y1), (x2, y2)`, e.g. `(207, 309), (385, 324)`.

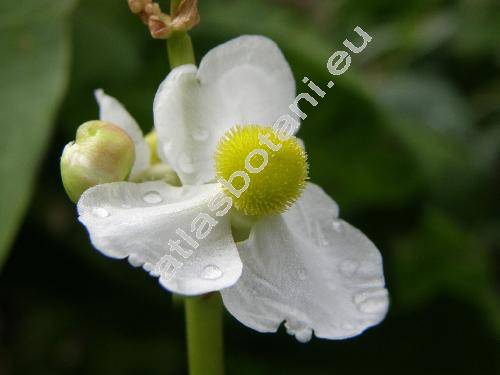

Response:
(167, 0), (195, 68)
(184, 293), (225, 375)
(167, 31), (196, 68)
(166, 4), (219, 374)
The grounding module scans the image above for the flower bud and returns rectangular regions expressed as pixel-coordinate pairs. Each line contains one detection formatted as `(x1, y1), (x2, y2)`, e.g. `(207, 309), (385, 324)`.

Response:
(60, 120), (135, 202)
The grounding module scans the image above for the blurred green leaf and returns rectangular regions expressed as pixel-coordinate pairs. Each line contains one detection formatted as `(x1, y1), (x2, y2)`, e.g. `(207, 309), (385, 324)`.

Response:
(393, 208), (500, 336)
(0, 0), (77, 267)
(374, 74), (473, 139)
(453, 0), (500, 58)
(473, 122), (500, 177)
(371, 74), (479, 194)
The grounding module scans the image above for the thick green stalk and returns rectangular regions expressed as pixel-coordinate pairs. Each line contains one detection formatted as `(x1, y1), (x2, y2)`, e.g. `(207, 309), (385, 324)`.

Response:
(167, 0), (195, 68)
(184, 293), (225, 375)
(167, 31), (196, 68)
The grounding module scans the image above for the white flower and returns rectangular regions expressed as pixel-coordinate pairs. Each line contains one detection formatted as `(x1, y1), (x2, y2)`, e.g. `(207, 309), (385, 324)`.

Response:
(77, 35), (388, 342)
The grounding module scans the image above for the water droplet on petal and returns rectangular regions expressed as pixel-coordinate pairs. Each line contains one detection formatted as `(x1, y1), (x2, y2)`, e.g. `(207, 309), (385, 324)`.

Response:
(339, 259), (359, 277)
(358, 297), (387, 314)
(191, 127), (209, 141)
(177, 153), (195, 174)
(201, 265), (223, 280)
(162, 141), (172, 155)
(285, 320), (312, 343)
(128, 254), (142, 267)
(298, 268), (307, 281)
(353, 288), (388, 305)
(314, 221), (329, 246)
(92, 207), (110, 218)
(341, 322), (355, 331)
(332, 219), (344, 233)
(143, 191), (163, 204)
(294, 329), (312, 343)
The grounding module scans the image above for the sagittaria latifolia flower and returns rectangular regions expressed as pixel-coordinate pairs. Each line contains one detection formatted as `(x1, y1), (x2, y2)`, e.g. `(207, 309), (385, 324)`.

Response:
(73, 35), (388, 342)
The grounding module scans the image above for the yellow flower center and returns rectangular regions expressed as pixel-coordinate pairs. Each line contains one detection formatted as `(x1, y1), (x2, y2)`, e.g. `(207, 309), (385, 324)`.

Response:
(214, 125), (308, 216)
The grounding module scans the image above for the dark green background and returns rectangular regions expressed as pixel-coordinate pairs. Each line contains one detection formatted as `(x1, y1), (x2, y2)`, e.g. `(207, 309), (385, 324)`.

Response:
(1, 0), (499, 374)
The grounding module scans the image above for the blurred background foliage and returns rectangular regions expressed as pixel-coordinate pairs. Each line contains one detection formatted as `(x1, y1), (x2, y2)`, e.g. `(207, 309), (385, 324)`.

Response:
(0, 0), (499, 374)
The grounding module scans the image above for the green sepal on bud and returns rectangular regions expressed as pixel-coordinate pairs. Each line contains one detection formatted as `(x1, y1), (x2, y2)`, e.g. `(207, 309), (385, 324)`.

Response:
(60, 120), (135, 202)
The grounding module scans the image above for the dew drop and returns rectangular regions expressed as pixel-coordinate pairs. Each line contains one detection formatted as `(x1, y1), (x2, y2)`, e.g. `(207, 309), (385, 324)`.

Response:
(298, 268), (307, 281)
(358, 297), (387, 314)
(285, 320), (312, 343)
(191, 127), (209, 141)
(314, 221), (329, 246)
(332, 219), (344, 233)
(143, 191), (163, 204)
(353, 288), (388, 305)
(177, 153), (195, 174)
(201, 265), (223, 280)
(162, 141), (173, 155)
(92, 207), (110, 218)
(339, 259), (359, 277)
(128, 254), (142, 267)
(341, 322), (355, 331)
(294, 329), (312, 343)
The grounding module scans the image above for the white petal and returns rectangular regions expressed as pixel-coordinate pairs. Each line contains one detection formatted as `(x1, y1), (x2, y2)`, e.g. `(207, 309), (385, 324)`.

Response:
(221, 183), (388, 342)
(77, 181), (242, 296)
(154, 35), (296, 185)
(95, 89), (150, 178)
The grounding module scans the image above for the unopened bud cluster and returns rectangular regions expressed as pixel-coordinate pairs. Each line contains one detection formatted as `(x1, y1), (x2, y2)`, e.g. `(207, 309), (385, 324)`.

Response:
(128, 0), (199, 39)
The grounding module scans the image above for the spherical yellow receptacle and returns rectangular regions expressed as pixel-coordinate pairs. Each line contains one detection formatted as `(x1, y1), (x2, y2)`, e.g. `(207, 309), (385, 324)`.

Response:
(215, 125), (308, 216)
(60, 120), (135, 202)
